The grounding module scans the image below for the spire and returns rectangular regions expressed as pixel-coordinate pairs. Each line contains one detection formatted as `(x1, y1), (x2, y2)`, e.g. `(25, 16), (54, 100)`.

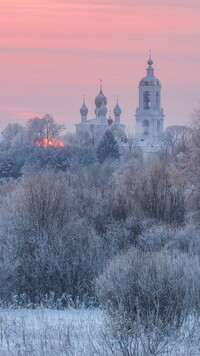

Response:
(100, 78), (103, 92)
(147, 50), (154, 76)
(147, 49), (153, 66)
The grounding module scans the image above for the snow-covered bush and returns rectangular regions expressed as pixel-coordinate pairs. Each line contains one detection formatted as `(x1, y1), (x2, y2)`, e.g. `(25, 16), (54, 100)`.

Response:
(167, 224), (200, 255)
(0, 169), (104, 304)
(136, 223), (173, 252)
(96, 248), (200, 333)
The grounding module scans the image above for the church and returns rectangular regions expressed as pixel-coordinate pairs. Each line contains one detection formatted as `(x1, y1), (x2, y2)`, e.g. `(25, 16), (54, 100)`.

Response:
(76, 54), (164, 147)
(75, 80), (126, 144)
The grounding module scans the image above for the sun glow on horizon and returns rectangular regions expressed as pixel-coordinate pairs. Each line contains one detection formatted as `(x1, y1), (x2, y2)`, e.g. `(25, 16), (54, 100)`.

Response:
(36, 137), (64, 147)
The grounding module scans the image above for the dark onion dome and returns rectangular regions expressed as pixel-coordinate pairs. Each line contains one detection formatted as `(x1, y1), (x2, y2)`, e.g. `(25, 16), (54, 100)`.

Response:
(107, 117), (113, 125)
(95, 88), (107, 108)
(113, 102), (122, 116)
(80, 102), (89, 116)
(147, 57), (153, 66)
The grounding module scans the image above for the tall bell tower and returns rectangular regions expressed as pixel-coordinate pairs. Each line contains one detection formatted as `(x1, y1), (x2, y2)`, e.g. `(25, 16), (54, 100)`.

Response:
(135, 54), (164, 140)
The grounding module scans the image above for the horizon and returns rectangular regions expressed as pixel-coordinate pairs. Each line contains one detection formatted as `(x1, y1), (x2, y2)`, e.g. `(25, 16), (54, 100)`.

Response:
(0, 0), (200, 133)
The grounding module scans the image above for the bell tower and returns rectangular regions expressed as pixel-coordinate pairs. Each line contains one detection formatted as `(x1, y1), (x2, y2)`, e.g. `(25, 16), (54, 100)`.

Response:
(135, 53), (164, 140)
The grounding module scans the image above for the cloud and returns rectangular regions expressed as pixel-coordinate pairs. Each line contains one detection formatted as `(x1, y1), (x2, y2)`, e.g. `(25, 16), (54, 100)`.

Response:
(3, 0), (198, 10)
(0, 46), (133, 58)
(52, 0), (200, 9)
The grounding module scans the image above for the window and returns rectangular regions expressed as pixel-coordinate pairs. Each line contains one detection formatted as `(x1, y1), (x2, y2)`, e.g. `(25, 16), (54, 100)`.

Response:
(143, 91), (151, 109)
(156, 92), (159, 109)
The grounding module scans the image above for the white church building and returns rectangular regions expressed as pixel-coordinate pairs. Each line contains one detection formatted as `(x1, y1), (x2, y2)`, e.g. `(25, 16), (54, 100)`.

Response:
(75, 80), (126, 145)
(76, 54), (164, 148)
(135, 54), (164, 147)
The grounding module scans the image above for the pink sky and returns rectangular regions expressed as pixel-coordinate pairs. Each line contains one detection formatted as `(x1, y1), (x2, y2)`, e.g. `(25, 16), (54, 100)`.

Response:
(0, 0), (200, 133)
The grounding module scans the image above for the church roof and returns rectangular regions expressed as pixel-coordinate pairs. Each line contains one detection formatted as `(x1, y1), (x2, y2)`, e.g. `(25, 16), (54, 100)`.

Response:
(95, 80), (107, 108)
(139, 54), (161, 86)
(113, 102), (122, 116)
(139, 76), (161, 86)
(80, 102), (88, 116)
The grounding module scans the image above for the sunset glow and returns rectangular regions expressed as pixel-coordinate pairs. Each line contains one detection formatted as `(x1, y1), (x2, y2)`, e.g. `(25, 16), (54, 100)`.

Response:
(36, 137), (64, 147)
(0, 0), (200, 132)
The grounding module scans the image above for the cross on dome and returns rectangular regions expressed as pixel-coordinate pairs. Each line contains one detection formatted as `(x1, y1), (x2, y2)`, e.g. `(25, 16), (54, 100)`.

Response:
(147, 50), (153, 66)
(100, 78), (103, 91)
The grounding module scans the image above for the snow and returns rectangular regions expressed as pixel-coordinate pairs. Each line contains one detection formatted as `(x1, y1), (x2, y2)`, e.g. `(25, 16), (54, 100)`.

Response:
(0, 308), (200, 355)
(0, 308), (105, 356)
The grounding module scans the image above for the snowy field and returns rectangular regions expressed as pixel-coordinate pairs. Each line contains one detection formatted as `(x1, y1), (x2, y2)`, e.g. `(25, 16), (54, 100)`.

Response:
(0, 308), (200, 355)
(0, 308), (106, 356)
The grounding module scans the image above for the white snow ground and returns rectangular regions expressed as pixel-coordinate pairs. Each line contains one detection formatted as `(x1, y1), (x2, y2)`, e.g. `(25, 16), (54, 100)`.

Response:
(0, 308), (105, 356)
(0, 308), (200, 355)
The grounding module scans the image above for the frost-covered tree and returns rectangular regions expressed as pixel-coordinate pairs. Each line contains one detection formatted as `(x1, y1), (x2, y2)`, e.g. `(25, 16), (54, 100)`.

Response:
(25, 145), (96, 172)
(96, 130), (120, 164)
(0, 169), (107, 303)
(1, 123), (27, 149)
(27, 114), (65, 146)
(133, 158), (185, 225)
(0, 147), (31, 180)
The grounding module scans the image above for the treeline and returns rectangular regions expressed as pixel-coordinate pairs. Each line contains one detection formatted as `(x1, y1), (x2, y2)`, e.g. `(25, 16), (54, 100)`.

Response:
(0, 115), (97, 179)
(0, 115), (123, 179)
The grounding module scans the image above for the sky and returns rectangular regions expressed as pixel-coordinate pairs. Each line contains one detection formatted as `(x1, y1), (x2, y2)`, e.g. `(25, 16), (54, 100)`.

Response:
(0, 0), (200, 133)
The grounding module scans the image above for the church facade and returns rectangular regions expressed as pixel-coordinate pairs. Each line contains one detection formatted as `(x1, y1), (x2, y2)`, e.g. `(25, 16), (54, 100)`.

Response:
(76, 55), (164, 146)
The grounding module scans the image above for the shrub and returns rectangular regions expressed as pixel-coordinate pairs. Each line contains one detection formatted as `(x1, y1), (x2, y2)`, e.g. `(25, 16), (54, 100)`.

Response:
(135, 224), (173, 252)
(96, 248), (200, 333)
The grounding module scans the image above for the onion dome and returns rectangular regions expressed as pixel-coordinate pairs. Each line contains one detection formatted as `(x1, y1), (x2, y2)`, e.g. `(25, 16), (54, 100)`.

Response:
(147, 57), (153, 66)
(95, 80), (107, 108)
(80, 96), (88, 116)
(80, 102), (88, 116)
(99, 101), (107, 116)
(113, 102), (122, 116)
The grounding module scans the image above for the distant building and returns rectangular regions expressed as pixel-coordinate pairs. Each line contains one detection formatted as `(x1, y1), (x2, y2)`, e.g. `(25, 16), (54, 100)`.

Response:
(76, 54), (164, 150)
(75, 81), (126, 145)
(135, 54), (164, 152)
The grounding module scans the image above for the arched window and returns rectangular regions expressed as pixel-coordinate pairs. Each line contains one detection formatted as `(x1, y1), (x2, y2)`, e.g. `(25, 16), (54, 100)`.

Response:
(156, 92), (159, 109)
(143, 91), (151, 109)
(142, 119), (149, 135)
